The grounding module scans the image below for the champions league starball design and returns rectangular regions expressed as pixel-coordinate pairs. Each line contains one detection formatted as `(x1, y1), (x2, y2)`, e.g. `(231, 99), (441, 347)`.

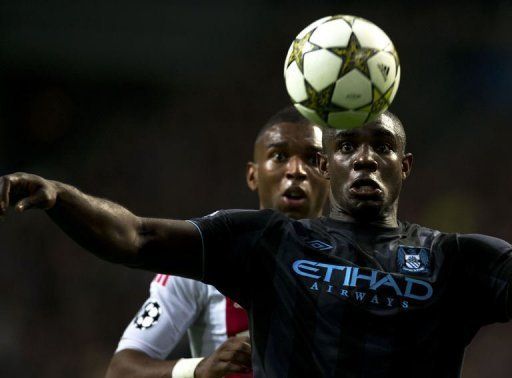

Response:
(133, 300), (162, 329)
(284, 15), (400, 129)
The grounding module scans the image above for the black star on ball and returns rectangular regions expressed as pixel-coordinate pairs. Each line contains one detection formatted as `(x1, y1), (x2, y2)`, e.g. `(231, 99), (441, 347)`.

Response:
(328, 33), (378, 79)
(286, 31), (320, 72)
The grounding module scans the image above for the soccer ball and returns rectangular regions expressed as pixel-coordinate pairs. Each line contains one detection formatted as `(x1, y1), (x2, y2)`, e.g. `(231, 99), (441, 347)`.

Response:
(284, 15), (400, 129)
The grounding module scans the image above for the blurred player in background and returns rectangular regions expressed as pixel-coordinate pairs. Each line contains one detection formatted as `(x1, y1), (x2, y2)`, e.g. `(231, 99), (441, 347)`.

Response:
(2, 111), (511, 377)
(105, 106), (329, 378)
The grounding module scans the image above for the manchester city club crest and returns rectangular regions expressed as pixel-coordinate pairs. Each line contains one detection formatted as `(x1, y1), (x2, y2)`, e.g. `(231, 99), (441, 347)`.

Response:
(397, 246), (431, 274)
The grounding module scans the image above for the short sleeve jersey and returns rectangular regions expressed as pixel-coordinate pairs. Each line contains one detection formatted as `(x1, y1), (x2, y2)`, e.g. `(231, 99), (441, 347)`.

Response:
(116, 275), (249, 360)
(189, 209), (512, 378)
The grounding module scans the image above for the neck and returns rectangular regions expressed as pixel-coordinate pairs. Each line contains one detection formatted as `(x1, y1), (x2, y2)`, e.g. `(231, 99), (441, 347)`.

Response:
(329, 199), (399, 228)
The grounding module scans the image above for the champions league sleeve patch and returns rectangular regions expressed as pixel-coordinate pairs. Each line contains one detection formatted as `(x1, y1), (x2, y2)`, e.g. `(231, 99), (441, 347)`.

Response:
(397, 246), (431, 274)
(133, 300), (162, 329)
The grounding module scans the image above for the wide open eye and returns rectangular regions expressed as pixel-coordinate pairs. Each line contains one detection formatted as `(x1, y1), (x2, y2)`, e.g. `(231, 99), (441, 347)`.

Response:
(375, 143), (392, 154)
(271, 151), (287, 162)
(339, 142), (355, 153)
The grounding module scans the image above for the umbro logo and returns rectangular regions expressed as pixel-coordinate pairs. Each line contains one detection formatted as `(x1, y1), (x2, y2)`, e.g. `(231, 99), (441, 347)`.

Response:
(306, 240), (333, 251)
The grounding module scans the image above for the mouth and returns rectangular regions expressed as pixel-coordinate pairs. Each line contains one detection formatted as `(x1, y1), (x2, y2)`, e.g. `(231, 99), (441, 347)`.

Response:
(349, 178), (383, 199)
(281, 186), (308, 207)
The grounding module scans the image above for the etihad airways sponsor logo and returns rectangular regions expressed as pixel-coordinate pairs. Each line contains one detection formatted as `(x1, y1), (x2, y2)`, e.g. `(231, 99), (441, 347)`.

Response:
(292, 259), (433, 309)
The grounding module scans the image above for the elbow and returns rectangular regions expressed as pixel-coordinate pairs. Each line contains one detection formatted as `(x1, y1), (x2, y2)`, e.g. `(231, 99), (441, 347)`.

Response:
(105, 352), (129, 378)
(90, 225), (144, 267)
(110, 217), (146, 266)
(106, 349), (162, 378)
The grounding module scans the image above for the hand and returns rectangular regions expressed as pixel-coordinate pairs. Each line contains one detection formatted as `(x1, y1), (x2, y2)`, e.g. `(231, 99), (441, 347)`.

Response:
(0, 172), (58, 214)
(194, 336), (252, 378)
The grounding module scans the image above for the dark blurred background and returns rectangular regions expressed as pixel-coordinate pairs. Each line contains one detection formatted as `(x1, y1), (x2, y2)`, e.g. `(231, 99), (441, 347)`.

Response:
(0, 0), (511, 377)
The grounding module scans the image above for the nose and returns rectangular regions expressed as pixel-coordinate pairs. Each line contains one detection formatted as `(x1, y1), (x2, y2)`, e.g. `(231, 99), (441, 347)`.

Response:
(353, 145), (378, 172)
(286, 156), (307, 181)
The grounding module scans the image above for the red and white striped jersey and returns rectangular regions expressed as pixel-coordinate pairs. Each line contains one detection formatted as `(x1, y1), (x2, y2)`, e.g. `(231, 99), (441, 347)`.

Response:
(116, 274), (249, 360)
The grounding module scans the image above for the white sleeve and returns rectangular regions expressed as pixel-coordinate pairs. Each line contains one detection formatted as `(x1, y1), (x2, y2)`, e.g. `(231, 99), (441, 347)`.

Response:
(115, 274), (208, 359)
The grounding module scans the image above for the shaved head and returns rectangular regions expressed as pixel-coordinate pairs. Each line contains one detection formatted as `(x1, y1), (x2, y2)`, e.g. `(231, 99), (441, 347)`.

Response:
(323, 111), (407, 155)
(318, 109), (413, 226)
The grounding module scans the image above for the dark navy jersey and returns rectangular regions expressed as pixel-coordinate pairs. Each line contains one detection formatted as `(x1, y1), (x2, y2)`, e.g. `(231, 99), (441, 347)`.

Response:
(189, 209), (512, 378)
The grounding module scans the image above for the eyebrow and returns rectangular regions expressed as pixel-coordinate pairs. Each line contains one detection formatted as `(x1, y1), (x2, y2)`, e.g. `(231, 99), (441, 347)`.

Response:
(265, 142), (322, 150)
(335, 128), (396, 140)
(335, 130), (358, 139)
(373, 129), (396, 139)
(265, 141), (288, 149)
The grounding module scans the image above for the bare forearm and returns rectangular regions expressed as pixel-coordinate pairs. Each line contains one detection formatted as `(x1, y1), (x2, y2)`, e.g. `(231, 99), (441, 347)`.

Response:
(47, 182), (202, 275)
(107, 337), (252, 378)
(47, 181), (142, 264)
(0, 173), (203, 277)
(106, 349), (176, 378)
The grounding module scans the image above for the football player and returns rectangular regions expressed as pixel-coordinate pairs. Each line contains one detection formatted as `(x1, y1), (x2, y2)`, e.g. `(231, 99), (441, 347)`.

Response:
(2, 111), (511, 377)
(105, 106), (329, 378)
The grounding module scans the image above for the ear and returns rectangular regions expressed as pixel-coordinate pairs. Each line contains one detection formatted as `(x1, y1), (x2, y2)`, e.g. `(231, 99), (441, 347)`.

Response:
(246, 162), (258, 191)
(401, 153), (413, 180)
(317, 152), (330, 180)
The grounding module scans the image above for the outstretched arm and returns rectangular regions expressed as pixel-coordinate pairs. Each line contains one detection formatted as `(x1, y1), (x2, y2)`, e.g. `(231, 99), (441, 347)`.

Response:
(0, 172), (203, 277)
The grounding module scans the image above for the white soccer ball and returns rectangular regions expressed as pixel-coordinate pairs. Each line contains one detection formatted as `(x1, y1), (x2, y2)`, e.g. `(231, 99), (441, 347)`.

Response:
(284, 15), (400, 129)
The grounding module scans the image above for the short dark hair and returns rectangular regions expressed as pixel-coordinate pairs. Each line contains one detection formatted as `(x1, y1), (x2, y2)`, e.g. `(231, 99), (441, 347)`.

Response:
(322, 111), (407, 154)
(255, 106), (313, 145)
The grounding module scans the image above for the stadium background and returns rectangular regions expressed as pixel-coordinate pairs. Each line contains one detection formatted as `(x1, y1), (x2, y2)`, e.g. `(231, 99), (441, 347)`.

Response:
(1, 0), (511, 376)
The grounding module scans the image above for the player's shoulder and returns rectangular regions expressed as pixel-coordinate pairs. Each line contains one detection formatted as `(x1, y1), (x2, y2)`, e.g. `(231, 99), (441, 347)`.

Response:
(397, 221), (460, 253)
(193, 208), (291, 231)
(402, 223), (512, 259)
(151, 274), (211, 294)
(402, 221), (512, 254)
(211, 208), (286, 222)
(455, 233), (512, 255)
(401, 221), (448, 240)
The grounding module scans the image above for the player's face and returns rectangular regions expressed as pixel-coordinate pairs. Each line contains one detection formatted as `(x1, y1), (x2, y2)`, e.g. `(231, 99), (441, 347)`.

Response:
(247, 122), (328, 220)
(320, 117), (412, 222)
